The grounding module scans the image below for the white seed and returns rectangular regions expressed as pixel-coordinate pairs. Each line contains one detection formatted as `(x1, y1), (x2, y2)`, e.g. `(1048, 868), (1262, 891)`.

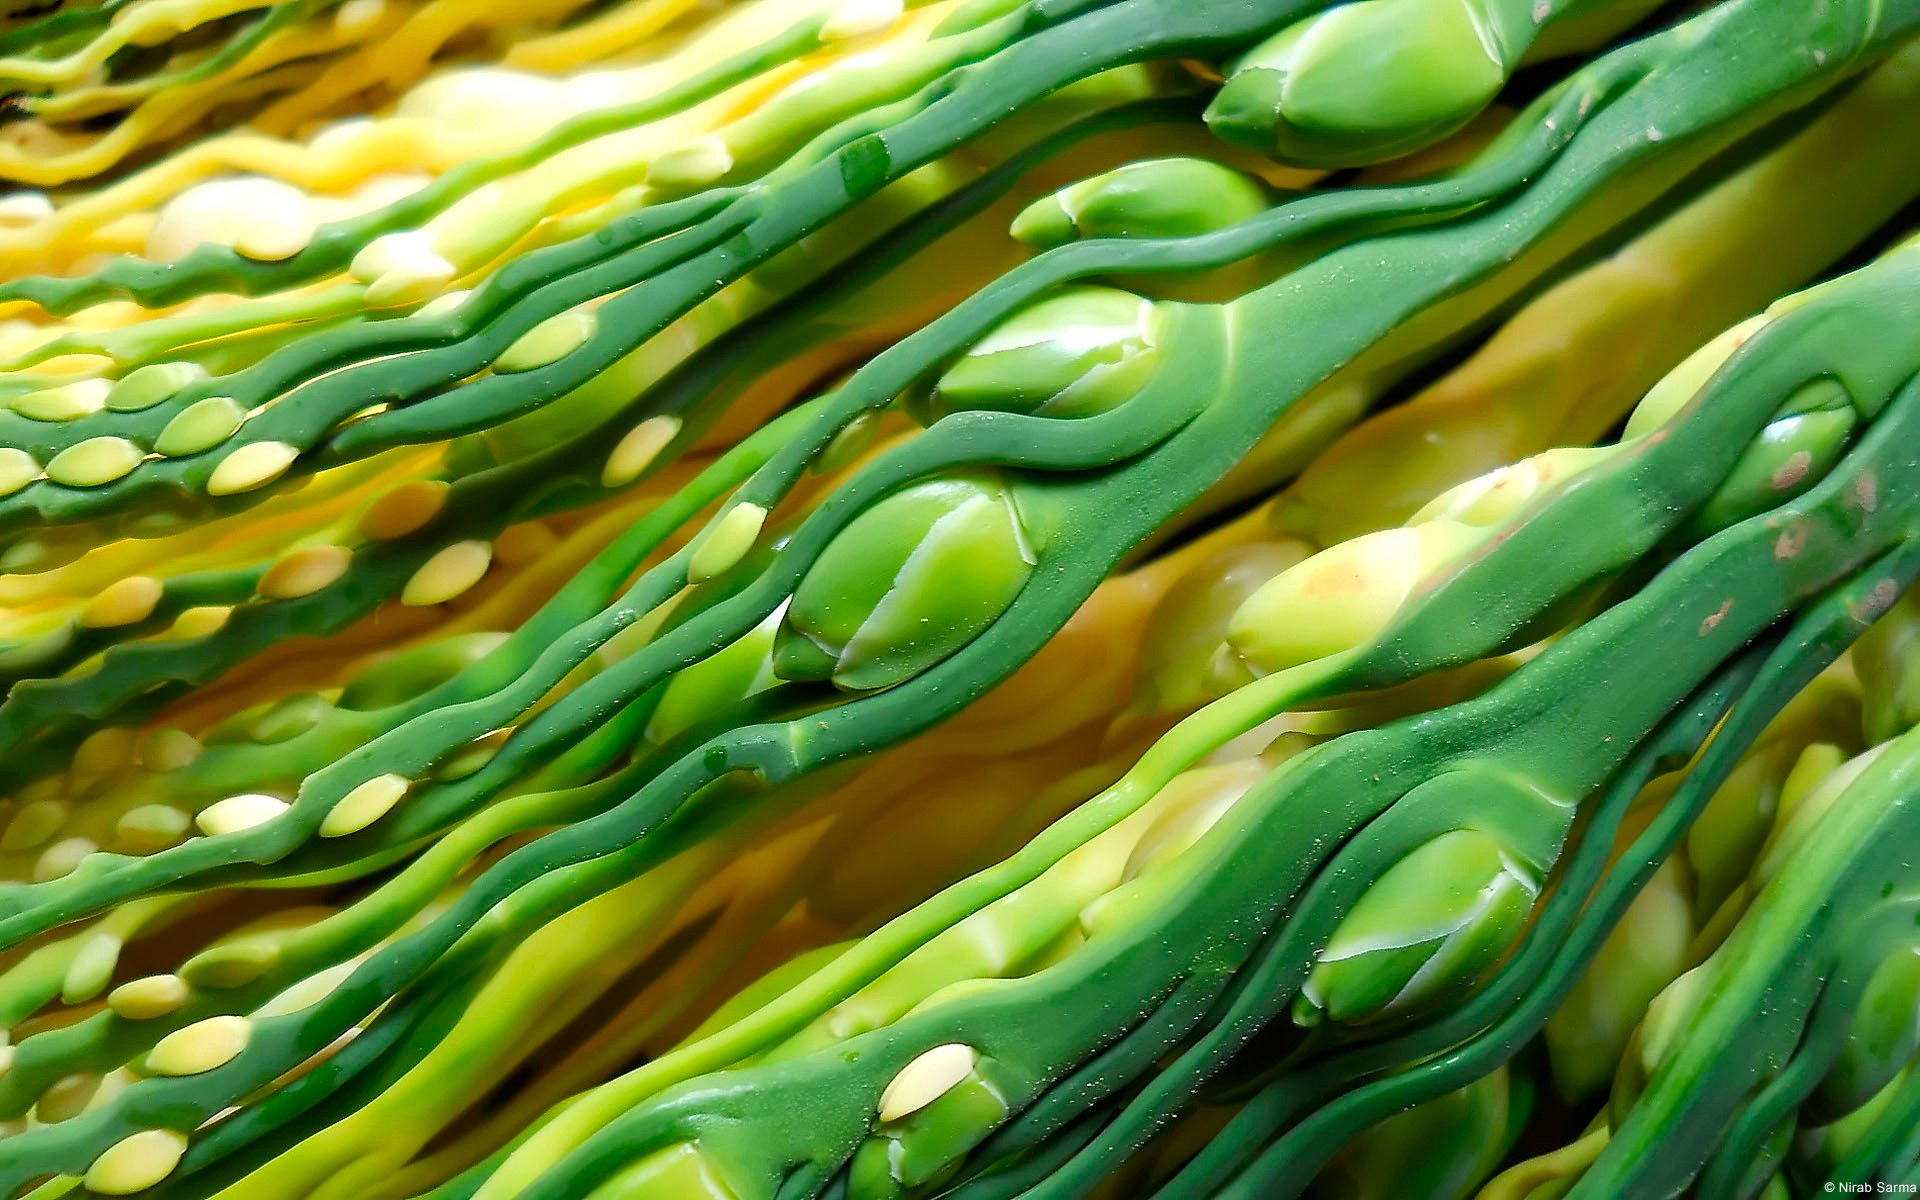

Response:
(109, 975), (190, 1020)
(3, 798), (68, 851)
(195, 793), (289, 837)
(62, 933), (122, 1003)
(352, 230), (457, 306)
(493, 522), (559, 567)
(258, 544), (351, 600)
(207, 441), (298, 496)
(402, 540), (492, 606)
(149, 1015), (250, 1076)
(147, 176), (312, 263)
(85, 1129), (188, 1195)
(686, 503), (766, 583)
(358, 479), (448, 541)
(334, 0), (387, 34)
(877, 1043), (977, 1122)
(601, 415), (681, 488)
(13, 376), (111, 421)
(115, 804), (192, 853)
(79, 575), (163, 629)
(321, 773), (409, 838)
(647, 136), (734, 189)
(822, 0), (903, 40)
(170, 605), (231, 639)
(74, 726), (136, 776)
(0, 191), (53, 226)
(36, 1072), (102, 1122)
(33, 837), (95, 882)
(137, 729), (203, 772)
(413, 289), (471, 320)
(0, 446), (39, 495)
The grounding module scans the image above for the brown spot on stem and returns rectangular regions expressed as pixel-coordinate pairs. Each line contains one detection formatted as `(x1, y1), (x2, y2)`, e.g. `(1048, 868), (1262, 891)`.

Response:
(1774, 525), (1806, 561)
(1856, 578), (1900, 624)
(1854, 471), (1879, 514)
(1700, 599), (1733, 636)
(1770, 451), (1811, 491)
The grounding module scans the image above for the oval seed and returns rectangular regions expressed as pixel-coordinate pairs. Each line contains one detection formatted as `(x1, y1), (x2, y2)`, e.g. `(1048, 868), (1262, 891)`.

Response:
(149, 1015), (251, 1076)
(181, 940), (279, 989)
(2, 799), (68, 851)
(85, 1129), (188, 1195)
(687, 503), (766, 583)
(207, 441), (297, 496)
(79, 575), (163, 629)
(61, 933), (121, 1004)
(823, 0), (904, 40)
(147, 176), (312, 262)
(258, 545), (352, 600)
(494, 309), (597, 374)
(36, 1072), (102, 1123)
(74, 727), (136, 775)
(33, 836), (97, 882)
(170, 606), (231, 639)
(138, 729), (203, 772)
(353, 230), (457, 306)
(0, 191), (53, 225)
(602, 415), (681, 488)
(878, 1043), (977, 1122)
(403, 540), (493, 606)
(107, 362), (208, 412)
(813, 411), (880, 475)
(414, 289), (471, 320)
(154, 396), (246, 457)
(359, 479), (449, 540)
(493, 522), (559, 567)
(233, 210), (316, 263)
(0, 447), (39, 496)
(108, 975), (190, 1020)
(647, 136), (734, 190)
(12, 377), (110, 421)
(195, 793), (289, 836)
(116, 804), (192, 854)
(249, 692), (331, 743)
(322, 773), (410, 838)
(46, 436), (143, 487)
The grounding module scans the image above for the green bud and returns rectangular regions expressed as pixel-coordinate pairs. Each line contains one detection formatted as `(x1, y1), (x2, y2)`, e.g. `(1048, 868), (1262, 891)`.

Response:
(1221, 519), (1479, 682)
(1205, 0), (1525, 168)
(853, 1071), (1009, 1196)
(107, 361), (207, 413)
(1856, 585), (1920, 744)
(339, 632), (509, 710)
(1621, 314), (1774, 439)
(1297, 828), (1537, 1025)
(1754, 743), (1888, 886)
(593, 1143), (738, 1199)
(1611, 960), (1716, 1121)
(46, 437), (143, 488)
(1688, 382), (1856, 534)
(1314, 1067), (1519, 1200)
(1546, 857), (1695, 1102)
(646, 610), (781, 744)
(1009, 157), (1269, 249)
(774, 472), (1035, 691)
(154, 396), (246, 457)
(244, 692), (334, 745)
(1136, 540), (1311, 713)
(1812, 944), (1920, 1120)
(917, 287), (1161, 422)
(1793, 1067), (1908, 1181)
